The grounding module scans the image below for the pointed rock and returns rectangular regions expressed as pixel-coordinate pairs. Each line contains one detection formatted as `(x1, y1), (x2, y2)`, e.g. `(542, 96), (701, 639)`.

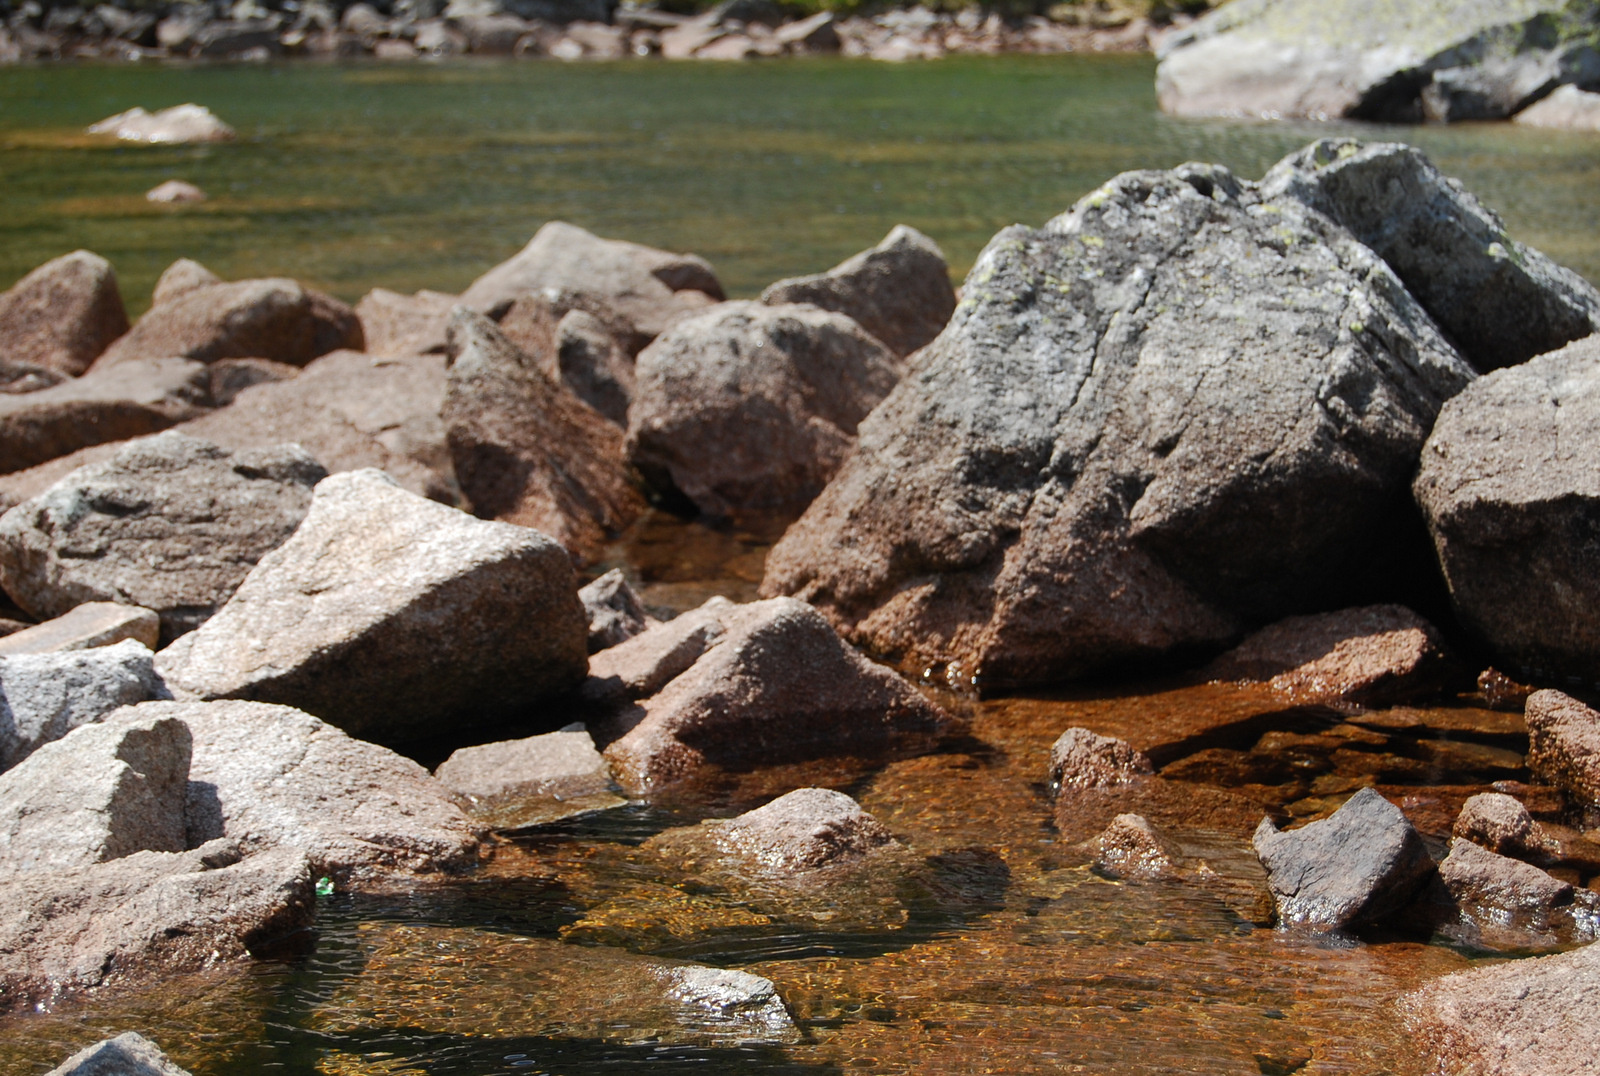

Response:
(43, 1033), (192, 1076)
(579, 567), (654, 652)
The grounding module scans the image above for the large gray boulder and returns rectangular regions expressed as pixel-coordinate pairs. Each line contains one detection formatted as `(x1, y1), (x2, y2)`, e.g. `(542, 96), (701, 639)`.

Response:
(1253, 787), (1434, 931)
(42, 1033), (192, 1076)
(1261, 140), (1600, 372)
(627, 301), (901, 516)
(1156, 0), (1600, 123)
(0, 251), (128, 377)
(759, 225), (957, 358)
(762, 150), (1474, 689)
(1415, 336), (1600, 683)
(0, 432), (325, 642)
(156, 469), (588, 745)
(0, 710), (190, 874)
(0, 639), (165, 772)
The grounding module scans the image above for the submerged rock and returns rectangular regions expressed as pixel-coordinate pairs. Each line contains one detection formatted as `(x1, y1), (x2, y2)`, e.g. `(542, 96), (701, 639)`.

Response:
(579, 568), (654, 652)
(759, 224), (956, 358)
(1523, 689), (1600, 809)
(0, 251), (128, 377)
(0, 639), (164, 772)
(146, 180), (207, 205)
(156, 469), (587, 745)
(0, 432), (325, 642)
(603, 597), (957, 794)
(1415, 336), (1600, 684)
(628, 301), (901, 515)
(1206, 604), (1453, 706)
(1252, 787), (1433, 931)
(0, 601), (159, 655)
(86, 104), (236, 143)
(1048, 728), (1153, 790)
(1430, 837), (1599, 949)
(762, 148), (1474, 689)
(1089, 813), (1181, 880)
(434, 727), (622, 829)
(43, 1033), (192, 1076)
(662, 786), (899, 875)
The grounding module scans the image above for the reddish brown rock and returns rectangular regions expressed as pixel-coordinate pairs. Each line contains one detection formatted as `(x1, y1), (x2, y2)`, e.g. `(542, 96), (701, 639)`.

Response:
(1206, 604), (1453, 706)
(354, 287), (456, 358)
(1431, 837), (1598, 950)
(1524, 689), (1600, 808)
(205, 357), (300, 407)
(1453, 792), (1543, 859)
(760, 225), (955, 358)
(667, 787), (897, 876)
(586, 596), (734, 700)
(0, 251), (129, 376)
(1088, 813), (1179, 880)
(603, 597), (958, 795)
(43, 1033), (192, 1076)
(627, 301), (900, 515)
(1048, 727), (1153, 790)
(434, 727), (624, 829)
(0, 602), (159, 656)
(150, 258), (221, 307)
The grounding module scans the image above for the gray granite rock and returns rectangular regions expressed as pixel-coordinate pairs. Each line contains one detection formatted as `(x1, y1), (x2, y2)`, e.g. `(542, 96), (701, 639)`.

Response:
(579, 568), (654, 653)
(0, 601), (158, 655)
(43, 1033), (192, 1076)
(0, 250), (128, 377)
(0, 639), (164, 772)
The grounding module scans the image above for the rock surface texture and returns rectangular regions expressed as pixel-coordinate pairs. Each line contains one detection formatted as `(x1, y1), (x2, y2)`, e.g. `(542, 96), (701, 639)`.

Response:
(759, 225), (957, 358)
(0, 639), (164, 772)
(0, 432), (325, 641)
(0, 251), (128, 377)
(763, 147), (1475, 689)
(1253, 787), (1433, 931)
(443, 309), (643, 561)
(1415, 336), (1600, 683)
(1523, 689), (1600, 808)
(0, 601), (159, 655)
(42, 1033), (193, 1076)
(156, 469), (588, 745)
(86, 103), (236, 143)
(1453, 792), (1544, 858)
(628, 301), (901, 515)
(603, 597), (957, 794)
(586, 596), (735, 700)
(1433, 837), (1598, 948)
(354, 287), (457, 358)
(434, 727), (622, 829)
(1089, 813), (1181, 880)
(1156, 0), (1600, 123)
(1049, 728), (1154, 790)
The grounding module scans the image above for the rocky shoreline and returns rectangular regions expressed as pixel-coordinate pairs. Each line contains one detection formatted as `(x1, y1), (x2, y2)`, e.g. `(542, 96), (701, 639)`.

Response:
(4, 134), (1600, 1073)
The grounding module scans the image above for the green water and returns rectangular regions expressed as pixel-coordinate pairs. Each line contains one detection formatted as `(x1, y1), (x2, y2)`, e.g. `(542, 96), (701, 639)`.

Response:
(3, 55), (1600, 315)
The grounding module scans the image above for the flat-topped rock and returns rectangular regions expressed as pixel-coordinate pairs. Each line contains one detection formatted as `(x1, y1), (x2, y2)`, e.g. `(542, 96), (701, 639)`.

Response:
(1432, 837), (1598, 949)
(0, 639), (164, 772)
(43, 1033), (192, 1076)
(674, 787), (898, 875)
(579, 568), (654, 652)
(1048, 728), (1153, 790)
(156, 469), (587, 745)
(1523, 689), (1600, 808)
(0, 432), (325, 642)
(0, 601), (158, 655)
(435, 727), (622, 829)
(0, 251), (128, 377)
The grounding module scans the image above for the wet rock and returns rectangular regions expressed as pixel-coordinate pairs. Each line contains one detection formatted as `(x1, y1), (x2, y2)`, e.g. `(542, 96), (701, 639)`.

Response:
(150, 259), (221, 307)
(0, 840), (314, 1015)
(0, 432), (324, 642)
(1405, 922), (1600, 1075)
(627, 300), (900, 515)
(1453, 792), (1543, 859)
(761, 150), (1473, 690)
(0, 251), (128, 377)
(156, 469), (587, 745)
(586, 595), (735, 700)
(86, 104), (236, 144)
(1261, 140), (1600, 372)
(145, 180), (206, 205)
(684, 787), (897, 875)
(1089, 813), (1180, 880)
(0, 356), (209, 476)
(0, 639), (164, 772)
(443, 309), (643, 562)
(434, 727), (623, 829)
(43, 1033), (192, 1076)
(460, 221), (723, 344)
(353, 287), (456, 358)
(1430, 837), (1599, 949)
(1524, 689), (1600, 808)
(123, 699), (479, 881)
(1206, 605), (1453, 706)
(580, 567), (654, 652)
(0, 601), (159, 656)
(1515, 83), (1600, 130)
(1478, 667), (1535, 711)
(760, 225), (955, 358)
(603, 596), (957, 794)
(1156, 0), (1600, 123)
(1253, 787), (1434, 931)
(1415, 336), (1600, 684)
(1049, 728), (1153, 790)
(94, 277), (363, 370)
(0, 710), (190, 874)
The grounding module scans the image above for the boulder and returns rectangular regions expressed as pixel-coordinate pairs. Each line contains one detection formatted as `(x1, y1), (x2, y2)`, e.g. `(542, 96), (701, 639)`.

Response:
(1089, 813), (1180, 880)
(586, 595), (734, 699)
(0, 840), (313, 1014)
(353, 286), (456, 358)
(1432, 837), (1598, 948)
(0, 601), (159, 655)
(1261, 140), (1600, 372)
(580, 567), (654, 652)
(696, 787), (897, 874)
(93, 277), (363, 370)
(1205, 604), (1453, 706)
(627, 301), (901, 515)
(1415, 337), (1600, 683)
(434, 726), (623, 828)
(1515, 83), (1600, 130)
(86, 104), (236, 144)
(1453, 792), (1544, 858)
(145, 180), (206, 205)
(603, 596), (957, 794)
(0, 251), (128, 377)
(0, 710), (190, 874)
(156, 469), (588, 745)
(442, 309), (643, 561)
(0, 639), (164, 772)
(459, 221), (723, 344)
(1252, 787), (1434, 931)
(761, 150), (1475, 690)
(1523, 689), (1600, 808)
(0, 432), (325, 642)
(43, 1033), (192, 1076)
(1049, 728), (1154, 790)
(150, 258), (221, 307)
(759, 225), (955, 358)
(1405, 925), (1600, 1075)
(1155, 0), (1600, 123)
(205, 357), (300, 406)
(0, 357), (209, 476)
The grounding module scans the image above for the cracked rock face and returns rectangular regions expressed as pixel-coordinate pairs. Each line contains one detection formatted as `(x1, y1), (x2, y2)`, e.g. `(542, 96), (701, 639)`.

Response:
(764, 148), (1475, 689)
